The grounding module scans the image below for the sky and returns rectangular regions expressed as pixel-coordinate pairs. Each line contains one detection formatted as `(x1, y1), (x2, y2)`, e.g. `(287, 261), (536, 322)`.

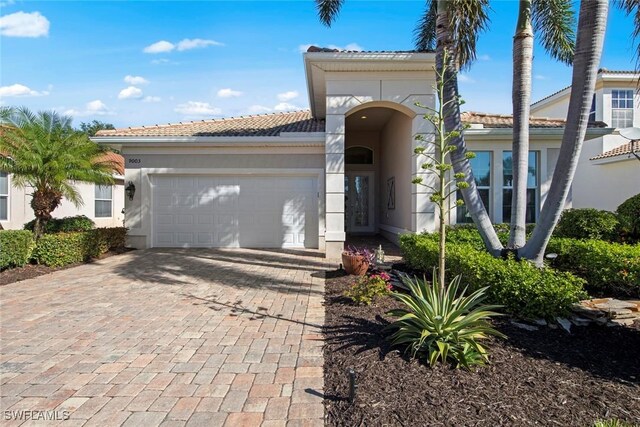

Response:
(0, 0), (637, 129)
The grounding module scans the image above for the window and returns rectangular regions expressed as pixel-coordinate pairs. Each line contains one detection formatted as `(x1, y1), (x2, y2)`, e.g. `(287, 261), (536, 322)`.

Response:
(611, 89), (634, 128)
(0, 172), (8, 221)
(456, 151), (491, 223)
(345, 146), (373, 165)
(503, 151), (538, 223)
(94, 185), (112, 218)
(589, 94), (596, 123)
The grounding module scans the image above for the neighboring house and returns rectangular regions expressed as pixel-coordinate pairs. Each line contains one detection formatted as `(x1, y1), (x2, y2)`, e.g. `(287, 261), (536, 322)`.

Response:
(0, 152), (126, 230)
(93, 48), (623, 257)
(531, 69), (640, 211)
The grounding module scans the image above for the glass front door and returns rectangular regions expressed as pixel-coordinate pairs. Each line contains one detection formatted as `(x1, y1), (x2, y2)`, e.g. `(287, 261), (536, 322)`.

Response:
(345, 172), (375, 233)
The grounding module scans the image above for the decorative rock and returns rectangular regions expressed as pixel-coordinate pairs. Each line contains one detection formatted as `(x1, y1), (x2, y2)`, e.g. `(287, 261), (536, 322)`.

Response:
(511, 321), (539, 331)
(532, 319), (547, 326)
(556, 317), (572, 333)
(594, 300), (637, 311)
(570, 317), (591, 327)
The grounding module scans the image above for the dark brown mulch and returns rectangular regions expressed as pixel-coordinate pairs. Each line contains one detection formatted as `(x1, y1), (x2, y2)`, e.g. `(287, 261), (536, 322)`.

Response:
(0, 248), (133, 286)
(324, 271), (640, 427)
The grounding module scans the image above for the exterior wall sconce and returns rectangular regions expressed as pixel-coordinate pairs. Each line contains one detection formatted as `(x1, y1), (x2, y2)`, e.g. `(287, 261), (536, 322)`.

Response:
(125, 181), (136, 200)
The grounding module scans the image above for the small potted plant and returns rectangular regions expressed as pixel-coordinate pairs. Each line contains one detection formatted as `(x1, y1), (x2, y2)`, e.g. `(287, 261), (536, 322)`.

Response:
(341, 245), (374, 276)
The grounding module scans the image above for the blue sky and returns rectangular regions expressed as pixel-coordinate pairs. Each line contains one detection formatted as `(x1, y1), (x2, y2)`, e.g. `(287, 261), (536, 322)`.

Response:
(0, 1), (637, 128)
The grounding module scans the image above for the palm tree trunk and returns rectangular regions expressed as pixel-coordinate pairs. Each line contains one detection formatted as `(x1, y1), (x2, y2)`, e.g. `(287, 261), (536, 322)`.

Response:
(31, 187), (62, 238)
(435, 0), (502, 256)
(520, 0), (609, 265)
(509, 0), (533, 249)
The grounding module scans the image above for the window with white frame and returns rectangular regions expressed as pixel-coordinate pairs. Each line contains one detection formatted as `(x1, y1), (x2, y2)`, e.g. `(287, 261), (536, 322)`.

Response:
(502, 151), (538, 223)
(456, 151), (491, 223)
(611, 89), (634, 128)
(0, 172), (8, 221)
(94, 185), (112, 218)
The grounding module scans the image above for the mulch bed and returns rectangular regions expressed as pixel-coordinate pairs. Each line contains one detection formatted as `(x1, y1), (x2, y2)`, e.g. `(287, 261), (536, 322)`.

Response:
(0, 248), (133, 286)
(324, 270), (640, 426)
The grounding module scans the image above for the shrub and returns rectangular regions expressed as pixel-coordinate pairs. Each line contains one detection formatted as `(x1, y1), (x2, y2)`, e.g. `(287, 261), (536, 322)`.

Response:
(546, 238), (640, 298)
(32, 227), (127, 267)
(616, 193), (640, 243)
(387, 274), (504, 369)
(400, 233), (587, 319)
(344, 272), (392, 305)
(24, 215), (95, 234)
(553, 208), (619, 240)
(0, 230), (36, 270)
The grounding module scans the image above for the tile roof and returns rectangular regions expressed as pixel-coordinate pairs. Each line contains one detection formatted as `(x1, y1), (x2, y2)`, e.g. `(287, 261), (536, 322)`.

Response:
(306, 45), (428, 54)
(590, 141), (639, 160)
(461, 111), (607, 128)
(98, 152), (124, 175)
(95, 110), (325, 137)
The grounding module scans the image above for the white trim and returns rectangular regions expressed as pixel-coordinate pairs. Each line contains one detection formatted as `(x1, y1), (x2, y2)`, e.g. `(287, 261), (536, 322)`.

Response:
(591, 154), (639, 165)
(464, 127), (613, 140)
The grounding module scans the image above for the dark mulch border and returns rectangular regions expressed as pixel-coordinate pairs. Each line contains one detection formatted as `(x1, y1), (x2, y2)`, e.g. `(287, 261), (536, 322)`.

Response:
(323, 270), (640, 427)
(0, 248), (134, 286)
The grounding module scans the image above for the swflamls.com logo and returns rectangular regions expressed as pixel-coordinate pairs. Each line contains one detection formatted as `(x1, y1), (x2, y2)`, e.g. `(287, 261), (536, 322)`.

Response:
(3, 410), (71, 421)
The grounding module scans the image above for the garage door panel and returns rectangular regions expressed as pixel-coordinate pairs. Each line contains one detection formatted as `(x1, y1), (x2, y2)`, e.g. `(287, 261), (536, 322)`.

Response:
(152, 175), (318, 248)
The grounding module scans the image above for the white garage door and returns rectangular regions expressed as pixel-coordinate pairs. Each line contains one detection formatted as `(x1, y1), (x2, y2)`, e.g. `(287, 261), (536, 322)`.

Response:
(152, 175), (319, 248)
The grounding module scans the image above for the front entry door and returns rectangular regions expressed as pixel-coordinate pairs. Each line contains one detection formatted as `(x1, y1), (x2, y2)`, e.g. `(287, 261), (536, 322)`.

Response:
(345, 172), (375, 233)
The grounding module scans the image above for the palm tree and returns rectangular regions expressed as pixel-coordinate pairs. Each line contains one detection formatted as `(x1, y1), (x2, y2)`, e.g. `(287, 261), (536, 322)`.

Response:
(509, 0), (575, 248)
(0, 107), (119, 238)
(520, 0), (610, 264)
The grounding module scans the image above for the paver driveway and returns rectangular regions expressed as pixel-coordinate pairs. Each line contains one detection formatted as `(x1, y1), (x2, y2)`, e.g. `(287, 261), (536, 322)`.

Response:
(0, 248), (327, 426)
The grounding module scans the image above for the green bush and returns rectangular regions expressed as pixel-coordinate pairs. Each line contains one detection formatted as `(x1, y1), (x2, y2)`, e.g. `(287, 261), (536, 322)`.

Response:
(32, 227), (127, 267)
(387, 274), (504, 369)
(344, 272), (392, 305)
(0, 230), (36, 270)
(616, 193), (640, 243)
(546, 238), (640, 298)
(554, 208), (619, 240)
(400, 233), (587, 319)
(24, 215), (95, 234)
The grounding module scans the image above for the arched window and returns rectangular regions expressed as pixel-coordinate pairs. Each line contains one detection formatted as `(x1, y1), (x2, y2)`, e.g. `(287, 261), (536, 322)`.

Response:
(345, 146), (374, 165)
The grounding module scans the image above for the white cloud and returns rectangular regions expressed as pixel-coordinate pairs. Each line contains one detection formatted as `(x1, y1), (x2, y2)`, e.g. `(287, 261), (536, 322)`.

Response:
(478, 54), (491, 61)
(0, 11), (49, 37)
(217, 88), (243, 98)
(247, 105), (273, 114)
(151, 58), (171, 65)
(274, 102), (300, 112)
(177, 38), (224, 51)
(174, 101), (222, 116)
(277, 91), (299, 102)
(0, 0), (16, 7)
(458, 74), (475, 84)
(534, 74), (547, 80)
(143, 40), (175, 54)
(118, 86), (143, 100)
(64, 100), (114, 117)
(0, 83), (49, 97)
(124, 75), (149, 85)
(143, 96), (161, 103)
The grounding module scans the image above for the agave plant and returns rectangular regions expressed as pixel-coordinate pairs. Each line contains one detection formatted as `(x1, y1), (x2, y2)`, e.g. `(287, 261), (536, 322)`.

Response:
(386, 273), (505, 369)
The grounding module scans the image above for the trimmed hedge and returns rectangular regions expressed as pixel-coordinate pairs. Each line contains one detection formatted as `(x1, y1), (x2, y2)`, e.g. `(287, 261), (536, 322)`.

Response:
(616, 193), (640, 243)
(400, 233), (587, 319)
(0, 230), (36, 270)
(32, 227), (127, 267)
(546, 238), (640, 298)
(24, 215), (95, 234)
(554, 208), (619, 240)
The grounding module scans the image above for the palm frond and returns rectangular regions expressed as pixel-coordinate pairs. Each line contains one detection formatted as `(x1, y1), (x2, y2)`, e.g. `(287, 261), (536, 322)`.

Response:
(315, 0), (344, 27)
(615, 0), (640, 72)
(414, 1), (437, 52)
(532, 0), (576, 64)
(447, 0), (491, 70)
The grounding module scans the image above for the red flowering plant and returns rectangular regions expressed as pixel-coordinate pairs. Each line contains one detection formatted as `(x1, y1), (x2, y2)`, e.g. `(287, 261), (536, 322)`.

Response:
(344, 270), (393, 305)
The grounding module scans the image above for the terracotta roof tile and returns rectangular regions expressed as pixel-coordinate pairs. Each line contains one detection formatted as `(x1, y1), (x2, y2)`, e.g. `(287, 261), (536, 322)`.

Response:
(590, 141), (639, 160)
(97, 152), (124, 175)
(461, 111), (607, 128)
(95, 110), (325, 137)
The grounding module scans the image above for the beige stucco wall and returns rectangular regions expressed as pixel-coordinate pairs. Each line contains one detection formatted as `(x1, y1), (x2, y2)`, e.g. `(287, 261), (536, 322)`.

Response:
(121, 145), (325, 249)
(1, 180), (125, 230)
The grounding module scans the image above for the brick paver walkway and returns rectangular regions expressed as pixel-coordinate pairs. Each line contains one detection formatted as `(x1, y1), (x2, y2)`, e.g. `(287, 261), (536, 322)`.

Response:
(0, 248), (326, 426)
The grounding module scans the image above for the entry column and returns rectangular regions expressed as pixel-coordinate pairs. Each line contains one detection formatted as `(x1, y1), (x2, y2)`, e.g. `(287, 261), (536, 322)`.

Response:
(324, 112), (346, 259)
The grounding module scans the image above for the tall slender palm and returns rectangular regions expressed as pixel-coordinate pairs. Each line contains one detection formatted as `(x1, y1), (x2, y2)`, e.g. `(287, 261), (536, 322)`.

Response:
(0, 107), (118, 237)
(509, 0), (575, 248)
(521, 0), (610, 264)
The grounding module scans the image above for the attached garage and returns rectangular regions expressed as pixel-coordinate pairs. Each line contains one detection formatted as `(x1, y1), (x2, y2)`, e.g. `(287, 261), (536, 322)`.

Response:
(152, 175), (319, 248)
